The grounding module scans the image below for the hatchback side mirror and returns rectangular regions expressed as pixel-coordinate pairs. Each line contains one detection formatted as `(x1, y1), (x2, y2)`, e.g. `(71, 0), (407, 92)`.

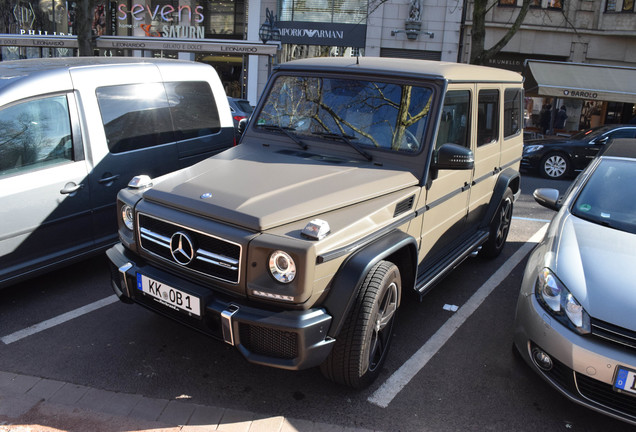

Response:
(533, 188), (561, 211)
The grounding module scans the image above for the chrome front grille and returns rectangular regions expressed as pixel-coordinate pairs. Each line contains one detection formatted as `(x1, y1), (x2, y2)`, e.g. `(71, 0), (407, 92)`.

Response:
(138, 213), (241, 284)
(591, 318), (636, 351)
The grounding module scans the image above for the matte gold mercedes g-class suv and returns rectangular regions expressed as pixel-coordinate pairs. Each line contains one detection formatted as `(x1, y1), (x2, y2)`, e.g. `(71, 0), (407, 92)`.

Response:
(107, 57), (524, 388)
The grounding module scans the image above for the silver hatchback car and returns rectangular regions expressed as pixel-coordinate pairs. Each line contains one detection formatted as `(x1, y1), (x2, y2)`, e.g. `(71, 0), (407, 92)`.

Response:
(514, 138), (636, 425)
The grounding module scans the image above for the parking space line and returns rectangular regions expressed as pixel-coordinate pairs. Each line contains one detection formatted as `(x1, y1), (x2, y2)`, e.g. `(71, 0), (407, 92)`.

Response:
(367, 225), (548, 408)
(1, 295), (118, 345)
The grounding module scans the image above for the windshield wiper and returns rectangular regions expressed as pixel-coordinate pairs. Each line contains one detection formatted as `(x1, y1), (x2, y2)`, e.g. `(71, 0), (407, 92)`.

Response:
(312, 132), (372, 161)
(261, 124), (308, 150)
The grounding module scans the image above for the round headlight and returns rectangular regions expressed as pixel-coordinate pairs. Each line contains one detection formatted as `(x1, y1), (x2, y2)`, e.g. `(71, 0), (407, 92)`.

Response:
(269, 251), (296, 283)
(121, 204), (134, 230)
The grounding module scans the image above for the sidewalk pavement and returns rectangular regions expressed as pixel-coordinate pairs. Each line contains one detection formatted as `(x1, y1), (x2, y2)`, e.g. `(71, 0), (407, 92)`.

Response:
(0, 371), (376, 432)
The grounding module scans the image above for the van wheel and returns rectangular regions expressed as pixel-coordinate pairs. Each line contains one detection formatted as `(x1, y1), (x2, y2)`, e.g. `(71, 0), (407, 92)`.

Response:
(482, 188), (513, 259)
(320, 261), (400, 389)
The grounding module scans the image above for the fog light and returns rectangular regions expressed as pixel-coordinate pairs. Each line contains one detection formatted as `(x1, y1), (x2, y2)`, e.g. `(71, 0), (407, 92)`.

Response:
(532, 348), (553, 371)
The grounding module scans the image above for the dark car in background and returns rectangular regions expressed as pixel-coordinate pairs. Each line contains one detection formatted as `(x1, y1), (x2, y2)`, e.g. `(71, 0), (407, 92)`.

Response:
(514, 138), (636, 426)
(522, 124), (636, 179)
(227, 97), (254, 135)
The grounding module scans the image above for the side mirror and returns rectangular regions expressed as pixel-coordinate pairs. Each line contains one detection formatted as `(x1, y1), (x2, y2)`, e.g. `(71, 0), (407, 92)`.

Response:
(238, 118), (248, 135)
(434, 143), (475, 170)
(593, 136), (609, 145)
(533, 188), (561, 211)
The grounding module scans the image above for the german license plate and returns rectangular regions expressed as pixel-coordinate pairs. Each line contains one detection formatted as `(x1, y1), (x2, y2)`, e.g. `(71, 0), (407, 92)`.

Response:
(137, 274), (201, 317)
(614, 366), (636, 397)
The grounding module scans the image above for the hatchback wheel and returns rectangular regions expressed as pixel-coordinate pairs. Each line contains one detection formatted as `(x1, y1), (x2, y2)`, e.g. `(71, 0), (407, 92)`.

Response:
(541, 153), (570, 179)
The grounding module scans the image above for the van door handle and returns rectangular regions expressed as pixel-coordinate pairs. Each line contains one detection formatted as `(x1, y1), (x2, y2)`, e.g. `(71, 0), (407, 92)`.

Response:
(60, 182), (84, 195)
(98, 174), (120, 184)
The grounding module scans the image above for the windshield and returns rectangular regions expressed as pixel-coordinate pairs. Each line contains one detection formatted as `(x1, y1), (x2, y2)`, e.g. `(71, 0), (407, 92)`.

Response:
(571, 158), (636, 234)
(255, 75), (434, 153)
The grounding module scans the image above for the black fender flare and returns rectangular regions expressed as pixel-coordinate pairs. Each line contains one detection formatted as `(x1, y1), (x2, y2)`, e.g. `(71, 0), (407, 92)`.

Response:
(322, 230), (418, 339)
(481, 167), (520, 229)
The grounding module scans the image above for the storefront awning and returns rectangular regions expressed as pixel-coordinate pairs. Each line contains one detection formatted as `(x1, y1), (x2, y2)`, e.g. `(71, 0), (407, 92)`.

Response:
(524, 60), (636, 104)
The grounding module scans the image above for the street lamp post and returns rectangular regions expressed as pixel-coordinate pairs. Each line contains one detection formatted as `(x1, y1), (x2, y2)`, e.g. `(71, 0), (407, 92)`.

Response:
(259, 8), (280, 76)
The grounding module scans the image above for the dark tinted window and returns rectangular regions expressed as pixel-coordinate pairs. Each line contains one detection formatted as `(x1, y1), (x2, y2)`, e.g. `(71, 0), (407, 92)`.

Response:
(0, 95), (73, 176)
(165, 81), (220, 140)
(97, 83), (175, 154)
(504, 88), (522, 138)
(477, 89), (499, 146)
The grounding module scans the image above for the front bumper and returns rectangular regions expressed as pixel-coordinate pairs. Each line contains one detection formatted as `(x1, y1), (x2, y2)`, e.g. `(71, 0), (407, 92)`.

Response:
(513, 276), (636, 426)
(106, 243), (334, 371)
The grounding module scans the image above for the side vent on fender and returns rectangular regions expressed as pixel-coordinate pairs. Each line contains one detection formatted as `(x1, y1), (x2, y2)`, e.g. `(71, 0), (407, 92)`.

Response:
(394, 195), (415, 217)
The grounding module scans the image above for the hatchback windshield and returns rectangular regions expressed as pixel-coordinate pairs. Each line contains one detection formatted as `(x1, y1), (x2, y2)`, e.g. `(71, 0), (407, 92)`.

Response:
(571, 158), (636, 234)
(255, 75), (434, 153)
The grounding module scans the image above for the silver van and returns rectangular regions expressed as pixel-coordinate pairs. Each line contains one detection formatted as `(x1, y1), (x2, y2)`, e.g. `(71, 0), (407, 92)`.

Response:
(0, 57), (234, 288)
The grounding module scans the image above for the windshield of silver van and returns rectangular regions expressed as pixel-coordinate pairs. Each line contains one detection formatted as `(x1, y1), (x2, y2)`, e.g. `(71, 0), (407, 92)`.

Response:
(255, 75), (433, 153)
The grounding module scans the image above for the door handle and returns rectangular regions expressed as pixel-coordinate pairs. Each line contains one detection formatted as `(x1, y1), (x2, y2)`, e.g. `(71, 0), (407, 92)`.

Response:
(98, 174), (120, 184)
(60, 182), (84, 195)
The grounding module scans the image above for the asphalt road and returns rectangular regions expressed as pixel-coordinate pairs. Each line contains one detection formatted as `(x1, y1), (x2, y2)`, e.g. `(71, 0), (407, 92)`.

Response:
(1, 172), (634, 431)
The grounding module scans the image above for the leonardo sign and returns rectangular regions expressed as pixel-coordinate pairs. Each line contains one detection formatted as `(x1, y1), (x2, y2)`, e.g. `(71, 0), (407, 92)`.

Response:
(277, 21), (366, 48)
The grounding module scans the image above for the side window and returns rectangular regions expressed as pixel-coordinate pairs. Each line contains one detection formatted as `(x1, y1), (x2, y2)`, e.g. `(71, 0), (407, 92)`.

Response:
(503, 88), (522, 138)
(164, 81), (221, 140)
(477, 89), (499, 147)
(607, 128), (636, 140)
(436, 90), (470, 149)
(96, 83), (175, 154)
(0, 95), (73, 176)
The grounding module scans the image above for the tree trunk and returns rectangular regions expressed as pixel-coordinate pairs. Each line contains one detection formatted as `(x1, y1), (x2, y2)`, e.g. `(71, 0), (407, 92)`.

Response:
(76, 0), (95, 56)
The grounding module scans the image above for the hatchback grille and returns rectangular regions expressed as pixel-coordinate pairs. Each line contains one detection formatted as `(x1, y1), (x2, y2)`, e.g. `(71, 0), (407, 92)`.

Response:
(591, 318), (636, 351)
(576, 373), (636, 420)
(138, 213), (241, 284)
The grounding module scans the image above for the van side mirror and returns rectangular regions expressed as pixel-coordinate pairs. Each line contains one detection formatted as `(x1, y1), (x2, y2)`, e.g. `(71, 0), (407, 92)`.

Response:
(238, 118), (248, 135)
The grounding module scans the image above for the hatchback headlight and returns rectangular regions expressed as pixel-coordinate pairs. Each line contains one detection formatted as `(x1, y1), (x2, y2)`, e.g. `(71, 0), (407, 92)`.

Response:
(121, 204), (134, 231)
(535, 268), (590, 334)
(269, 250), (296, 283)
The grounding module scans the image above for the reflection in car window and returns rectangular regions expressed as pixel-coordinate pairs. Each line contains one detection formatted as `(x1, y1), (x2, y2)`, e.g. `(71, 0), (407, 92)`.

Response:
(504, 88), (522, 138)
(97, 83), (175, 154)
(165, 81), (221, 140)
(256, 76), (433, 153)
(436, 90), (470, 149)
(571, 158), (636, 234)
(0, 95), (73, 176)
(477, 89), (499, 147)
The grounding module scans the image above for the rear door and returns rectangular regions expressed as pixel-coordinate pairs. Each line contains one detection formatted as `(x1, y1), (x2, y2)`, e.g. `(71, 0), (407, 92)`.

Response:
(0, 93), (92, 285)
(69, 64), (179, 247)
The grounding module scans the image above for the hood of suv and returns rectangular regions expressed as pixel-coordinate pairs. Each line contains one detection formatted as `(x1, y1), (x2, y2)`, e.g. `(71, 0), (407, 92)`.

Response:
(143, 146), (418, 231)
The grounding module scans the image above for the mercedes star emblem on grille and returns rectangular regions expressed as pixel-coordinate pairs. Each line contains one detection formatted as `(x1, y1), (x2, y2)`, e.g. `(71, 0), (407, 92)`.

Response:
(170, 232), (195, 265)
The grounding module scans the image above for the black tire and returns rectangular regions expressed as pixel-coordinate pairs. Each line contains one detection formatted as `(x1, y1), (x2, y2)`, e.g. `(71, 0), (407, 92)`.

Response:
(540, 152), (570, 179)
(320, 260), (400, 388)
(481, 188), (513, 259)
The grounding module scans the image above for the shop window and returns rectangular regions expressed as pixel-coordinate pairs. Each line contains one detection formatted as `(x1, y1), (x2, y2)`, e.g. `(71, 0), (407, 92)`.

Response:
(0, 95), (73, 176)
(477, 90), (499, 147)
(623, 0), (634, 11)
(504, 88), (522, 138)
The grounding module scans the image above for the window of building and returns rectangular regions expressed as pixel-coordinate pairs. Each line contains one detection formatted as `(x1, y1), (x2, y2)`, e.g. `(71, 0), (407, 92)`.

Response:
(477, 90), (499, 147)
(547, 0), (563, 9)
(436, 90), (470, 149)
(498, 0), (516, 6)
(623, 0), (634, 11)
(279, 0), (368, 24)
(0, 95), (73, 176)
(606, 0), (617, 11)
(504, 88), (522, 138)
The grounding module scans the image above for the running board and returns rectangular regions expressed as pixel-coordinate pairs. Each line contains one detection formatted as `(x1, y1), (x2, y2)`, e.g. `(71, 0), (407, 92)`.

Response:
(415, 230), (490, 299)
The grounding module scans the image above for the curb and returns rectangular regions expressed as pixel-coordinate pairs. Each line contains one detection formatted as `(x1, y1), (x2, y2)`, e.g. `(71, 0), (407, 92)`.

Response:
(0, 371), (376, 432)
